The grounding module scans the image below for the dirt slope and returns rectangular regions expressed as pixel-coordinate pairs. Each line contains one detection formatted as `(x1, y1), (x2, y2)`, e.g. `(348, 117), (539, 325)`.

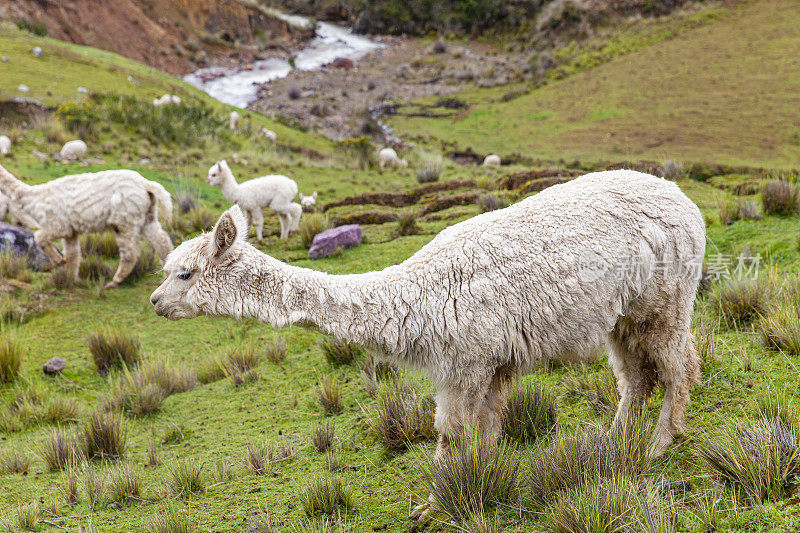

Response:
(0, 0), (312, 75)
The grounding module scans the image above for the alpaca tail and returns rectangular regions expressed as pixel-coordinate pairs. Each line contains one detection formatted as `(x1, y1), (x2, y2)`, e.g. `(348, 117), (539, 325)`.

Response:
(144, 180), (173, 225)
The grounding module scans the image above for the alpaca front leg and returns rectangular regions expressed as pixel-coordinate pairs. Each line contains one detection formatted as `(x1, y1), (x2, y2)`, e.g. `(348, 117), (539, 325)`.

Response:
(63, 236), (82, 282)
(34, 230), (64, 267)
(106, 236), (140, 289)
(278, 213), (289, 239)
(251, 209), (264, 242)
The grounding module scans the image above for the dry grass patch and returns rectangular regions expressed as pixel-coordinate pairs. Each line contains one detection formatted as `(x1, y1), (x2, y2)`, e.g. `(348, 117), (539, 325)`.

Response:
(0, 449), (32, 474)
(711, 279), (769, 328)
(759, 303), (800, 356)
(107, 462), (142, 505)
(299, 212), (330, 248)
(317, 375), (343, 415)
(761, 179), (798, 216)
(0, 250), (32, 282)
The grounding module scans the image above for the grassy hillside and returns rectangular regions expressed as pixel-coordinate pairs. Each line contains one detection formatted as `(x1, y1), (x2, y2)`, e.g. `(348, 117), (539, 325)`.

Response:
(388, 0), (800, 169)
(3, 10), (800, 533)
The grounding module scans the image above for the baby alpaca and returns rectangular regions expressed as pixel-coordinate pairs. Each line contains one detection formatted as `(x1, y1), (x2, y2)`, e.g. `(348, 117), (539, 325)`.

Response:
(378, 147), (408, 169)
(206, 160), (301, 240)
(0, 164), (173, 288)
(60, 140), (87, 161)
(483, 154), (501, 166)
(299, 191), (317, 211)
(150, 170), (705, 520)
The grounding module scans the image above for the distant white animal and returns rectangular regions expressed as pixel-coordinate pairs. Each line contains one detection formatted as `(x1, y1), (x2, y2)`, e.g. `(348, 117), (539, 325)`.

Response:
(378, 147), (408, 169)
(483, 154), (501, 166)
(32, 47), (42, 58)
(153, 94), (181, 106)
(17, 85), (29, 93)
(77, 86), (89, 95)
(0, 135), (11, 156)
(299, 191), (317, 210)
(0, 164), (173, 288)
(206, 160), (301, 241)
(261, 128), (277, 142)
(60, 140), (87, 161)
(229, 111), (240, 130)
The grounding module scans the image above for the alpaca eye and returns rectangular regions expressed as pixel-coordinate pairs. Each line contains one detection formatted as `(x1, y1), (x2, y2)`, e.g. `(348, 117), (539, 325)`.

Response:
(177, 272), (192, 281)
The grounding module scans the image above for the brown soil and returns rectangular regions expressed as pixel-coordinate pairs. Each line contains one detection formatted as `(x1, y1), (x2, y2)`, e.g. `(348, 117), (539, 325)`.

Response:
(417, 191), (480, 216)
(332, 211), (398, 226)
(500, 169), (582, 190)
(322, 179), (477, 211)
(3, 0), (313, 76)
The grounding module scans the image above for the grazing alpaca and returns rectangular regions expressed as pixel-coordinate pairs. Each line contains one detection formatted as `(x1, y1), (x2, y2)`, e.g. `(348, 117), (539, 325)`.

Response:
(229, 111), (240, 130)
(150, 170), (705, 519)
(483, 154), (501, 166)
(299, 191), (317, 211)
(0, 164), (173, 288)
(206, 160), (301, 240)
(378, 147), (408, 169)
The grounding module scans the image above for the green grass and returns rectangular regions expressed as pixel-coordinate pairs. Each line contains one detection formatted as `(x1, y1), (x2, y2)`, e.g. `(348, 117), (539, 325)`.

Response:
(389, 0), (800, 169)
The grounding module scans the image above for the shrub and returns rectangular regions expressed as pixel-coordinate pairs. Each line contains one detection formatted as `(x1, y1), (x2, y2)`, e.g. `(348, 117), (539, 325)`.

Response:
(299, 213), (330, 248)
(0, 449), (32, 474)
(759, 303), (800, 356)
(502, 382), (557, 444)
(319, 337), (362, 366)
(477, 194), (507, 213)
(762, 179), (798, 216)
(562, 368), (620, 417)
(396, 211), (420, 236)
(264, 336), (287, 363)
(0, 250), (32, 282)
(365, 377), (436, 452)
(41, 426), (82, 471)
(313, 422), (335, 453)
(107, 462), (141, 504)
(166, 458), (205, 498)
(145, 504), (193, 533)
(712, 279), (768, 327)
(699, 414), (800, 501)
(88, 327), (141, 375)
(0, 334), (23, 382)
(298, 475), (355, 516)
(317, 375), (343, 415)
(81, 411), (126, 460)
(424, 432), (519, 522)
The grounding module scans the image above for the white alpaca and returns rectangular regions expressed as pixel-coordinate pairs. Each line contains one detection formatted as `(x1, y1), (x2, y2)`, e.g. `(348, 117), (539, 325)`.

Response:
(206, 160), (301, 241)
(299, 191), (317, 210)
(378, 147), (408, 169)
(153, 94), (181, 106)
(60, 140), (87, 161)
(150, 170), (705, 519)
(0, 135), (11, 156)
(229, 111), (240, 130)
(0, 164), (173, 288)
(483, 154), (501, 166)
(261, 127), (277, 141)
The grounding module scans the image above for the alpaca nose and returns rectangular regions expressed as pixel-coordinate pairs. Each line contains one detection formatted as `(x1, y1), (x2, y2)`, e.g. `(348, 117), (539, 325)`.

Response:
(150, 294), (159, 306)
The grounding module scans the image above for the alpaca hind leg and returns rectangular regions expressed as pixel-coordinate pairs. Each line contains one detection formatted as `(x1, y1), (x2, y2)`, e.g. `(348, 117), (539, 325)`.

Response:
(480, 365), (514, 442)
(141, 220), (173, 262)
(609, 319), (658, 428)
(34, 230), (64, 266)
(106, 235), (140, 289)
(277, 213), (290, 239)
(251, 209), (264, 241)
(63, 235), (82, 282)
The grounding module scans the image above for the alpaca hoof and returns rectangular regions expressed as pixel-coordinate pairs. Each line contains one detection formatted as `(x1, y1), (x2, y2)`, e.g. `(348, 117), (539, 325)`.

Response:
(652, 433), (673, 458)
(410, 502), (432, 522)
(104, 281), (119, 290)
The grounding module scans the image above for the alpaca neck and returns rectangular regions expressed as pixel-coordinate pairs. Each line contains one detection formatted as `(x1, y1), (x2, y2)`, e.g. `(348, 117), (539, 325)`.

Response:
(0, 165), (33, 201)
(231, 248), (402, 355)
(219, 171), (240, 203)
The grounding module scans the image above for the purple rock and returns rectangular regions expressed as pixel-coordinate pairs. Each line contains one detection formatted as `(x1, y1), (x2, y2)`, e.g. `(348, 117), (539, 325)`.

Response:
(309, 224), (362, 260)
(0, 222), (50, 271)
(43, 357), (66, 375)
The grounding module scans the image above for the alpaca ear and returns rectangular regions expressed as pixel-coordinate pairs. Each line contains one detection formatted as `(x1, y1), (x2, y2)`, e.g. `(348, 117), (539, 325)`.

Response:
(208, 206), (247, 259)
(312, 191), (317, 200)
(299, 193), (305, 200)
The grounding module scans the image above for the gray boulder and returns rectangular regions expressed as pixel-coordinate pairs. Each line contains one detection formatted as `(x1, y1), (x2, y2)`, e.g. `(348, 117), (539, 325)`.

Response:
(43, 357), (66, 375)
(0, 222), (50, 271)
(309, 225), (362, 260)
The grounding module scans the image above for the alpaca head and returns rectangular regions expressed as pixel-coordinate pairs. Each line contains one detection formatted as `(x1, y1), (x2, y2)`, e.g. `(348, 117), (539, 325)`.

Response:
(206, 160), (232, 187)
(299, 191), (317, 208)
(150, 205), (254, 320)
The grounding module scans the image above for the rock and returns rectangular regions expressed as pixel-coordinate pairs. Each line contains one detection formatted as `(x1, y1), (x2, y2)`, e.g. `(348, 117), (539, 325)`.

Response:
(43, 357), (66, 375)
(0, 222), (51, 271)
(309, 225), (362, 260)
(32, 46), (42, 58)
(331, 57), (354, 70)
(17, 85), (30, 93)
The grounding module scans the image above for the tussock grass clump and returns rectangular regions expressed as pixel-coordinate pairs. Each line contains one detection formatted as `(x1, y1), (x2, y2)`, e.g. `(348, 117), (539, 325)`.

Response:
(759, 303), (800, 356)
(166, 458), (205, 498)
(264, 336), (287, 363)
(41, 427), (82, 471)
(396, 211), (420, 236)
(319, 337), (362, 366)
(88, 327), (141, 375)
(299, 212), (331, 248)
(477, 194), (507, 213)
(102, 360), (197, 416)
(81, 411), (126, 460)
(246, 440), (273, 475)
(761, 179), (798, 216)
(169, 205), (218, 238)
(82, 232), (119, 258)
(526, 415), (655, 508)
(289, 517), (360, 533)
(718, 198), (760, 225)
(317, 375), (343, 415)
(563, 368), (620, 417)
(14, 501), (40, 531)
(216, 344), (260, 386)
(0, 334), (23, 382)
(107, 463), (141, 504)
(79, 255), (113, 282)
(0, 449), (32, 474)
(145, 504), (193, 533)
(415, 152), (443, 183)
(50, 266), (75, 289)
(83, 465), (106, 509)
(699, 414), (800, 501)
(693, 318), (720, 377)
(711, 279), (769, 327)
(360, 356), (397, 396)
(313, 422), (335, 453)
(424, 432), (519, 522)
(365, 377), (436, 452)
(60, 464), (81, 504)
(502, 382), (557, 444)
(212, 456), (234, 483)
(0, 250), (32, 282)
(298, 475), (355, 516)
